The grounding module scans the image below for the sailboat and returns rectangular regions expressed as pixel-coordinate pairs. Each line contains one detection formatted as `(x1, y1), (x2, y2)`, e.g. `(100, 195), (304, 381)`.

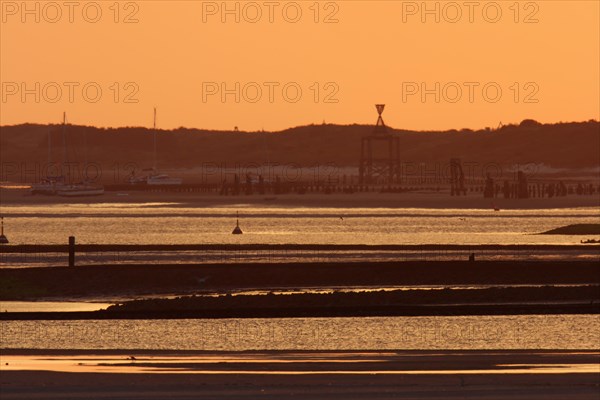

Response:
(146, 173), (183, 185)
(30, 114), (68, 195)
(55, 113), (104, 197)
(129, 108), (182, 186)
(57, 182), (105, 197)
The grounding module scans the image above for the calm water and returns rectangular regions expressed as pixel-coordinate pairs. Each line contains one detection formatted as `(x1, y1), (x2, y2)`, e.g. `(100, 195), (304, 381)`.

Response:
(2, 203), (598, 266)
(2, 204), (599, 351)
(2, 315), (599, 350)
(2, 203), (599, 246)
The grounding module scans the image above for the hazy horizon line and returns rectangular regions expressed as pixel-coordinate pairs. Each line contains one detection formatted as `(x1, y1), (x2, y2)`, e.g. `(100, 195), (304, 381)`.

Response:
(1, 118), (598, 134)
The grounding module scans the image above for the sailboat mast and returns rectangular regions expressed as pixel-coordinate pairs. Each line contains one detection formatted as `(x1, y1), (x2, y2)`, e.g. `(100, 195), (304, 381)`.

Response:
(153, 107), (157, 171)
(62, 112), (67, 180)
(48, 129), (52, 168)
(84, 127), (88, 182)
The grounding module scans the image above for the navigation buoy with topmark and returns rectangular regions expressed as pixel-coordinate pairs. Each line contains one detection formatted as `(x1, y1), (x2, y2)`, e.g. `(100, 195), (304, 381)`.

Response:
(0, 217), (9, 244)
(232, 211), (243, 235)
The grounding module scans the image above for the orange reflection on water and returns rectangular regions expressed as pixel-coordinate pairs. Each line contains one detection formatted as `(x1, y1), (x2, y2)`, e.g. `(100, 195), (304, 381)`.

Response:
(2, 353), (599, 375)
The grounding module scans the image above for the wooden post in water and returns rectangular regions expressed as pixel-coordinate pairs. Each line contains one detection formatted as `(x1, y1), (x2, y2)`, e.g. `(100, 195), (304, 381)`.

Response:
(68, 236), (75, 267)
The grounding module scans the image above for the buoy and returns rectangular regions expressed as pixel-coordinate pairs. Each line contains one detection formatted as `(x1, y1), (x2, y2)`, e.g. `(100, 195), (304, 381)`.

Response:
(232, 211), (243, 235)
(0, 217), (8, 244)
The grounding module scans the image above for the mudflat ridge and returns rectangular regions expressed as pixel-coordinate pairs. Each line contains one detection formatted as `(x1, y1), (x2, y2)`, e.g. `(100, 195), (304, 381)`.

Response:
(2, 260), (599, 300)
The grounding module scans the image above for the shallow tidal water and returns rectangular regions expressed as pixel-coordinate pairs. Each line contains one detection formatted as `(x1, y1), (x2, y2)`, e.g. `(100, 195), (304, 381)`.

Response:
(2, 204), (599, 267)
(2, 315), (599, 351)
(3, 204), (599, 246)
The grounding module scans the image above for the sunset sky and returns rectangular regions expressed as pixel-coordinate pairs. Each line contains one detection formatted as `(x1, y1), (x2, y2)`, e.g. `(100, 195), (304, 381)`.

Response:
(1, 0), (598, 131)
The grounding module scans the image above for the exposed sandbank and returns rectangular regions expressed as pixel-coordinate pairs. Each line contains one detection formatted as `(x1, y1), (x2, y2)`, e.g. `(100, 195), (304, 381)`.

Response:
(1, 350), (599, 400)
(2, 261), (599, 301)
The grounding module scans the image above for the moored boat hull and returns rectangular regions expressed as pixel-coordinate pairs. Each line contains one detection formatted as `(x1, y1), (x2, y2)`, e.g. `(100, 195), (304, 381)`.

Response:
(57, 185), (105, 197)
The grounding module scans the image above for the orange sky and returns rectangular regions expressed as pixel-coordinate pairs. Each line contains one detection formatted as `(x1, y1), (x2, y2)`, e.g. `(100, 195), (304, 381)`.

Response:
(1, 0), (599, 131)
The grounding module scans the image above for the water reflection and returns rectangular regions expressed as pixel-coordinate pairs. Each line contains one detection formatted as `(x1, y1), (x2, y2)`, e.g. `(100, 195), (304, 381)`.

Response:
(2, 206), (599, 246)
(2, 315), (599, 350)
(2, 352), (599, 375)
